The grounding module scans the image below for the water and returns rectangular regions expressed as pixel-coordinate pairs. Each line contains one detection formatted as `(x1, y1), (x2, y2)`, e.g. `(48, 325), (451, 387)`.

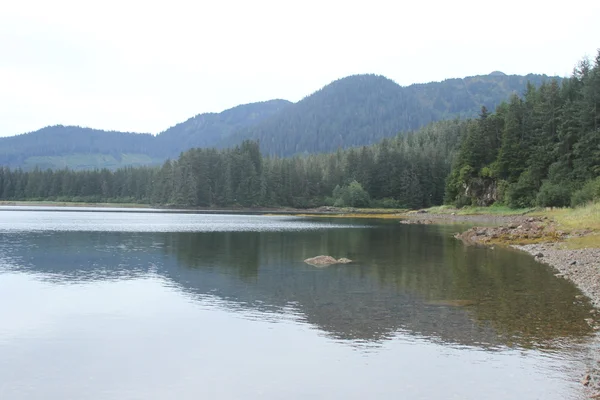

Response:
(0, 209), (596, 399)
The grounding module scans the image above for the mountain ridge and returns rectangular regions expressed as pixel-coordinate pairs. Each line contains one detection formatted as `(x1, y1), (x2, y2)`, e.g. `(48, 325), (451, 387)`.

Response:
(0, 71), (561, 169)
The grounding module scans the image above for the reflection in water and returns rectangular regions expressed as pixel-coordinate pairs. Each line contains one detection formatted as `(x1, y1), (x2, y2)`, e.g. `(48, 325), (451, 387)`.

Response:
(0, 220), (593, 349)
(0, 212), (597, 400)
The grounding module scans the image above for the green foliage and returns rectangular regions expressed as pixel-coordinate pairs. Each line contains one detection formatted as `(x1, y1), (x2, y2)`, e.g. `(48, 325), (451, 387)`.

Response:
(332, 181), (371, 207)
(571, 177), (600, 207)
(370, 198), (404, 209)
(0, 118), (463, 209)
(536, 181), (572, 207)
(480, 166), (492, 178)
(496, 180), (510, 204)
(505, 170), (537, 208)
(229, 74), (556, 157)
(446, 50), (600, 209)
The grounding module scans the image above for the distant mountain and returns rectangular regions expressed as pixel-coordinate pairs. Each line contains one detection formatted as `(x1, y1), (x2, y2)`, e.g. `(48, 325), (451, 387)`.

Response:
(0, 72), (560, 169)
(0, 126), (157, 170)
(0, 100), (289, 170)
(156, 99), (291, 158)
(230, 73), (558, 156)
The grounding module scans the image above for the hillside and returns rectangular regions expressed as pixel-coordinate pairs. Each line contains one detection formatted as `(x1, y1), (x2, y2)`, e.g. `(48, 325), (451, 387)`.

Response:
(0, 72), (559, 169)
(231, 73), (558, 156)
(0, 100), (289, 170)
(155, 99), (291, 158)
(0, 126), (157, 170)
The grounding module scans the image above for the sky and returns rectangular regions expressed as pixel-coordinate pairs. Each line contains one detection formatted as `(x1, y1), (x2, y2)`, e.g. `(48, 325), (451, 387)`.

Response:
(0, 0), (599, 137)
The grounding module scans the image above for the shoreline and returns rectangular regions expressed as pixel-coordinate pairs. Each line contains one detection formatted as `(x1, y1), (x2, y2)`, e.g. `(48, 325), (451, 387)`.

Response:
(401, 211), (600, 309)
(0, 202), (406, 216)
(3, 203), (598, 304)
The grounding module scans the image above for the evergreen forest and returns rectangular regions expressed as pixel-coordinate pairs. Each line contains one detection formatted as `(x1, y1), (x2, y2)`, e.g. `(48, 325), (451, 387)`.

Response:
(0, 51), (598, 210)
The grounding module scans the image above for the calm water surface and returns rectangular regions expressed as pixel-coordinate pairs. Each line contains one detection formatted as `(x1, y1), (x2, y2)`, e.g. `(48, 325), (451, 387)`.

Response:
(0, 208), (597, 399)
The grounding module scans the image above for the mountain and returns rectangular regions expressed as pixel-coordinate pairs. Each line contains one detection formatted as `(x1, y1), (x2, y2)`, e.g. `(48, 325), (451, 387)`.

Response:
(156, 99), (291, 158)
(0, 72), (560, 169)
(0, 100), (289, 170)
(0, 126), (157, 170)
(230, 73), (558, 156)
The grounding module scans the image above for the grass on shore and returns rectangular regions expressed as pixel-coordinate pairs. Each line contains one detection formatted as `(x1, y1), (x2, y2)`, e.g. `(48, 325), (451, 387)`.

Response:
(425, 204), (536, 216)
(540, 202), (600, 249)
(564, 234), (600, 249)
(543, 202), (600, 231)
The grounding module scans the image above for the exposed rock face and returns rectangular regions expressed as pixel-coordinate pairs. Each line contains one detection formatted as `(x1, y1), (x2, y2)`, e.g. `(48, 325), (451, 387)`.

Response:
(304, 256), (353, 266)
(463, 178), (498, 206)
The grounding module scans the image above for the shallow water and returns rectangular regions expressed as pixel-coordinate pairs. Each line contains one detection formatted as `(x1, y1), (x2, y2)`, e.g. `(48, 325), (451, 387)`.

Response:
(0, 208), (596, 399)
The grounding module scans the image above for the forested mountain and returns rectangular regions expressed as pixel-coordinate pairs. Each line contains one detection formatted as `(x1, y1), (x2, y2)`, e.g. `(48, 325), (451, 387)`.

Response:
(155, 99), (291, 158)
(228, 73), (557, 156)
(0, 126), (157, 169)
(0, 100), (290, 170)
(0, 72), (556, 169)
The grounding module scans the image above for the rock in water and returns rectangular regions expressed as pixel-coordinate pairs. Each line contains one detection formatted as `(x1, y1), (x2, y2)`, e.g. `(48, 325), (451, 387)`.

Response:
(304, 256), (338, 266)
(582, 373), (591, 386)
(304, 256), (352, 266)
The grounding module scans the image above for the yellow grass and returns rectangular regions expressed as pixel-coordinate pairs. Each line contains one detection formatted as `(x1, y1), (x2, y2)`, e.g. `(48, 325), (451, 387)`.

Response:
(555, 203), (600, 231)
(426, 205), (535, 216)
(564, 234), (600, 249)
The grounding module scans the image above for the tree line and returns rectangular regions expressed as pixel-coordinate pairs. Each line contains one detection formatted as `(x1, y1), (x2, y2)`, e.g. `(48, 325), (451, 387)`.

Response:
(0, 119), (463, 209)
(0, 50), (597, 210)
(445, 50), (600, 208)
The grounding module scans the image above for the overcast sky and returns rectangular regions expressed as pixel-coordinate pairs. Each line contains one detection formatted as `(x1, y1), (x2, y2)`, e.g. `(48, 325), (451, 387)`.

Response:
(0, 0), (598, 137)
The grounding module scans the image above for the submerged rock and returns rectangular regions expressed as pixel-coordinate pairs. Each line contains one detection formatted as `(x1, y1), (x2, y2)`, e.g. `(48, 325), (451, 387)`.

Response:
(304, 255), (353, 266)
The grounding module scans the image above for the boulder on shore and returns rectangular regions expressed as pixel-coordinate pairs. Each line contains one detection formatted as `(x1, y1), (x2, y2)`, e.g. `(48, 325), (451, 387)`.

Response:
(304, 255), (353, 266)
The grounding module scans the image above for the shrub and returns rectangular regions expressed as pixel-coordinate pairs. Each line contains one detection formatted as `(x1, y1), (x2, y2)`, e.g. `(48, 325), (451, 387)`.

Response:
(536, 181), (571, 207)
(331, 180), (370, 207)
(505, 171), (537, 208)
(371, 197), (404, 209)
(571, 177), (600, 207)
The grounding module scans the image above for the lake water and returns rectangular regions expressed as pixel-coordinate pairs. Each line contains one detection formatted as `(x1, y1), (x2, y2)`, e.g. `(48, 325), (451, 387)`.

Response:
(0, 209), (597, 399)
